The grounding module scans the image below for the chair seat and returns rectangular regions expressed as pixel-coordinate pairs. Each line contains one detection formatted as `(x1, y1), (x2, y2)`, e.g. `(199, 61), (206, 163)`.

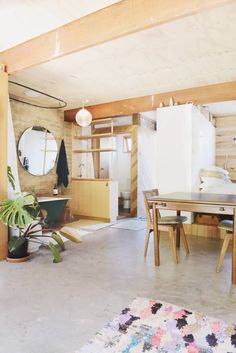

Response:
(218, 220), (233, 232)
(158, 215), (188, 225)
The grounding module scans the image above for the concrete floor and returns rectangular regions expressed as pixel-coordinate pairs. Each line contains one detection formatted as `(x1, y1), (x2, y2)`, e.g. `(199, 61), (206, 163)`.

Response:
(0, 227), (236, 353)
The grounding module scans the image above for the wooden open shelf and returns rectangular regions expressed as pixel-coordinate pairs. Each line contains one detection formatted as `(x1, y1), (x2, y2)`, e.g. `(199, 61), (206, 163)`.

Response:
(73, 148), (116, 153)
(74, 133), (115, 140)
(91, 118), (113, 125)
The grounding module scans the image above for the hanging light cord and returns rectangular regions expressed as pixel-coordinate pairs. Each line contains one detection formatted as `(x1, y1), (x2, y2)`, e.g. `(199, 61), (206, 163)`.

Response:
(9, 81), (67, 109)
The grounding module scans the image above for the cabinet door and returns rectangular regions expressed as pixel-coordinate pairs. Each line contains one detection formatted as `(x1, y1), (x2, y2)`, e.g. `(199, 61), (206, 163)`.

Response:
(90, 181), (109, 218)
(71, 180), (91, 216)
(71, 180), (110, 218)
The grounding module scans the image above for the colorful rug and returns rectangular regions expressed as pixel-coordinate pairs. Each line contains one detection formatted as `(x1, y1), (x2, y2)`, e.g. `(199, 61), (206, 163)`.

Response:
(79, 297), (236, 353)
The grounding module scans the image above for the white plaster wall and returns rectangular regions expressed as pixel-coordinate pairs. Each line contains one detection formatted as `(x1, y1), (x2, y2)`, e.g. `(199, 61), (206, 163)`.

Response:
(100, 137), (115, 179)
(137, 126), (158, 217)
(109, 180), (118, 221)
(156, 104), (193, 194)
(191, 106), (216, 191)
(111, 135), (131, 196)
(155, 104), (215, 221)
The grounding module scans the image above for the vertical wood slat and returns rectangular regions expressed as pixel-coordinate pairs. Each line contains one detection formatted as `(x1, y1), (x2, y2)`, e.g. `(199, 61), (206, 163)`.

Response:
(91, 134), (100, 178)
(0, 70), (8, 260)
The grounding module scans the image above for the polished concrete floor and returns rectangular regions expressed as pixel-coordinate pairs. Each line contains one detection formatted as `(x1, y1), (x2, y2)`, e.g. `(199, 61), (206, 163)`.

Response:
(0, 227), (236, 353)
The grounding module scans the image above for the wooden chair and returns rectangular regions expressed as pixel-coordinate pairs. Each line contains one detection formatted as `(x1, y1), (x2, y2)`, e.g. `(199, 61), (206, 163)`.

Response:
(216, 220), (233, 272)
(143, 189), (189, 264)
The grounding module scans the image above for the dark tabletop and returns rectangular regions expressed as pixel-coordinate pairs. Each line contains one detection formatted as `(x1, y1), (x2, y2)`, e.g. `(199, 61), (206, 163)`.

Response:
(148, 192), (236, 206)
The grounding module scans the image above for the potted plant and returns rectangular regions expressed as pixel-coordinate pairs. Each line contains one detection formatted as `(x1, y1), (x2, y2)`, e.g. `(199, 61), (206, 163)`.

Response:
(0, 168), (80, 262)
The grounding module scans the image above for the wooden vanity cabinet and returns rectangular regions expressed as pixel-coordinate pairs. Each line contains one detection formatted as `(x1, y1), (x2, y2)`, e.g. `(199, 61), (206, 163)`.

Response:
(71, 178), (118, 222)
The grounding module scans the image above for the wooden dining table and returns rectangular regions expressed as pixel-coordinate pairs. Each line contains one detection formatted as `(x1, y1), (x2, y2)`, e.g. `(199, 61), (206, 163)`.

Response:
(148, 192), (236, 285)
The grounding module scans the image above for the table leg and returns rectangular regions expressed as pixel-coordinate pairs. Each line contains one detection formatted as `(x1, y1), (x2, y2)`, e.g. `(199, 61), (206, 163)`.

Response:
(176, 210), (181, 248)
(232, 208), (236, 284)
(152, 203), (160, 266)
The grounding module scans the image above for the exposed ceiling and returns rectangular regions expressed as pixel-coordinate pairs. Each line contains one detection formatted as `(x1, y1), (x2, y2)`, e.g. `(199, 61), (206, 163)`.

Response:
(204, 101), (236, 117)
(4, 2), (236, 115)
(0, 0), (120, 51)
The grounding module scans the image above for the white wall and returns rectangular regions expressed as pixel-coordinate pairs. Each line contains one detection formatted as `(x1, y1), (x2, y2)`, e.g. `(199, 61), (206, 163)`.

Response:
(111, 135), (131, 196)
(191, 106), (216, 191)
(156, 104), (193, 194)
(137, 126), (158, 217)
(100, 137), (114, 179)
(154, 104), (215, 221)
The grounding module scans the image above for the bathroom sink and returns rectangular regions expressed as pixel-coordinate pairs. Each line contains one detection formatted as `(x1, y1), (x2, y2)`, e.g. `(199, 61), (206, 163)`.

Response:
(37, 196), (71, 202)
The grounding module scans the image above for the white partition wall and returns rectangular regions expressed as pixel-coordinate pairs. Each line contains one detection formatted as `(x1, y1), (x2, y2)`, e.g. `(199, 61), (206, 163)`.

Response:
(191, 107), (215, 191)
(156, 104), (193, 195)
(155, 104), (215, 221)
(137, 126), (158, 217)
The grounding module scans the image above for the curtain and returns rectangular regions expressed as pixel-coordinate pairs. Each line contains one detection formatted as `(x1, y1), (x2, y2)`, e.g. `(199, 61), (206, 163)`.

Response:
(8, 99), (21, 198)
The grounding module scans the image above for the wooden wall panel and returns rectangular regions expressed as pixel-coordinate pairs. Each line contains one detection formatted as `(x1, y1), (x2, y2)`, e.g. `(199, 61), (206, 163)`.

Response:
(71, 179), (111, 221)
(215, 116), (236, 180)
(184, 224), (226, 239)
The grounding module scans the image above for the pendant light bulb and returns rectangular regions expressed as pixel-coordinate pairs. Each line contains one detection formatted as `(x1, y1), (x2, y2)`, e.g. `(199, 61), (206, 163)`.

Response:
(75, 107), (92, 127)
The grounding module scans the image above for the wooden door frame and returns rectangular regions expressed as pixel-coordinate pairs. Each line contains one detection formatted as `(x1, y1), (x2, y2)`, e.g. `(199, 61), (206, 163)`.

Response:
(93, 124), (138, 217)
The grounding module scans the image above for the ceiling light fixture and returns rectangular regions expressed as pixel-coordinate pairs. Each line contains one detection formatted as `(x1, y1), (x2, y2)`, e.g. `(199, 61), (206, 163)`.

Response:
(75, 101), (92, 127)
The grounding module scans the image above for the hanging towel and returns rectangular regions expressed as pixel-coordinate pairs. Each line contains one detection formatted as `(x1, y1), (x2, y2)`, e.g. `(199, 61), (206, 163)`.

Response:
(56, 139), (69, 187)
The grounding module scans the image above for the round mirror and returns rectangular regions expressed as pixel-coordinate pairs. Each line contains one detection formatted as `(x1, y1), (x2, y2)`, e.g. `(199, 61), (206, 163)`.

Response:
(18, 126), (58, 176)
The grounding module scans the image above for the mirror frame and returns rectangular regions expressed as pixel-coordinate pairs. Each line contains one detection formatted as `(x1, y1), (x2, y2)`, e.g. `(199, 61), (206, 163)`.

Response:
(17, 126), (58, 176)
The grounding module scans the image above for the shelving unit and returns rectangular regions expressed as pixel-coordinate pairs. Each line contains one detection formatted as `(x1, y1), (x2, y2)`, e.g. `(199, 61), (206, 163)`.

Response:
(74, 132), (115, 140)
(73, 117), (115, 152)
(72, 117), (116, 179)
(73, 148), (116, 153)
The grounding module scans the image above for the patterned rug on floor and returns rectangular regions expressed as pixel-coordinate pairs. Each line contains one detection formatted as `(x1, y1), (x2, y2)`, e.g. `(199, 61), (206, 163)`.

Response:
(78, 297), (236, 353)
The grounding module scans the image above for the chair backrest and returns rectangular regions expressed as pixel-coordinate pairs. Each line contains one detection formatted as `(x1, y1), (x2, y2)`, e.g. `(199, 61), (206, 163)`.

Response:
(143, 189), (159, 226)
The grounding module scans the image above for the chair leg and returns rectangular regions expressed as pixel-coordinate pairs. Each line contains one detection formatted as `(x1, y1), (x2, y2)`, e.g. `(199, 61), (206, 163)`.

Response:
(168, 228), (178, 264)
(216, 233), (231, 273)
(179, 224), (190, 254)
(144, 229), (151, 257)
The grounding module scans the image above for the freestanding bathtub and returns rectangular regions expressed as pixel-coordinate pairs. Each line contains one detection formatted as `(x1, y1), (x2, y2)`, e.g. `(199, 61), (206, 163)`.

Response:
(37, 196), (71, 225)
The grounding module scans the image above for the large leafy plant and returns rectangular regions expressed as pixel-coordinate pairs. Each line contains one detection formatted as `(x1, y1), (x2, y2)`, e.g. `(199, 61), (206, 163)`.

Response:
(0, 192), (67, 263)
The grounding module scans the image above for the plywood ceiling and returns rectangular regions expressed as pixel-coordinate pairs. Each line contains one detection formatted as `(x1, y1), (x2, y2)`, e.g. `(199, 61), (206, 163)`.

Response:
(205, 101), (236, 117)
(0, 0), (120, 51)
(8, 2), (236, 110)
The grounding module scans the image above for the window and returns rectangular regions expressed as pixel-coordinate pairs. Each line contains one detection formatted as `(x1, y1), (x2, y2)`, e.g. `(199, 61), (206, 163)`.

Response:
(123, 136), (132, 153)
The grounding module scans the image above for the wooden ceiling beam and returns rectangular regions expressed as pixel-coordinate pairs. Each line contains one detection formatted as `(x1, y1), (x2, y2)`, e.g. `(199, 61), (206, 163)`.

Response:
(64, 80), (236, 121)
(0, 0), (233, 74)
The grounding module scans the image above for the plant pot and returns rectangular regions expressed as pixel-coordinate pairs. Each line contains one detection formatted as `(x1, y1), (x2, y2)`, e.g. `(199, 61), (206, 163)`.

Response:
(7, 237), (29, 259)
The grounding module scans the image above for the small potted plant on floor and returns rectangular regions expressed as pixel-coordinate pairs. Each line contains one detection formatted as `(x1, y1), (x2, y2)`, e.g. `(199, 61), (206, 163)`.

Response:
(0, 168), (81, 262)
(0, 191), (68, 262)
